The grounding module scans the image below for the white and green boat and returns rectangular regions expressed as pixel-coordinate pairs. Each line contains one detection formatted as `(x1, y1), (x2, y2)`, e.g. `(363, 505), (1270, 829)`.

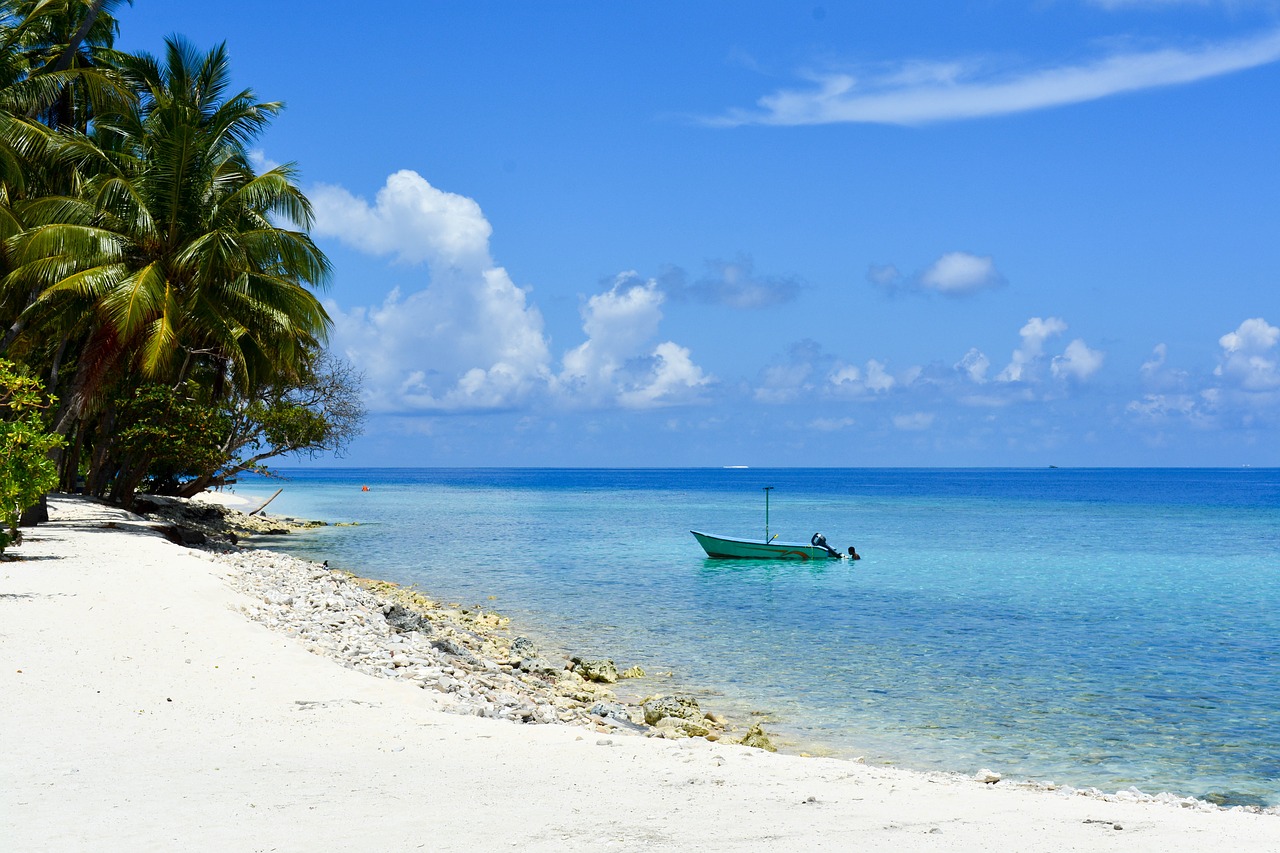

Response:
(691, 486), (858, 560)
(691, 530), (846, 560)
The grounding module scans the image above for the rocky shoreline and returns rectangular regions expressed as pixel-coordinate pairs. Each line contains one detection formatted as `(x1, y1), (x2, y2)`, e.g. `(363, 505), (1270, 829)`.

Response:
(136, 494), (769, 748)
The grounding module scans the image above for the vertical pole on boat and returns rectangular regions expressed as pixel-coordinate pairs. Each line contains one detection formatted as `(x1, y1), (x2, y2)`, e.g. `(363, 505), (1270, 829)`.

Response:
(763, 486), (773, 542)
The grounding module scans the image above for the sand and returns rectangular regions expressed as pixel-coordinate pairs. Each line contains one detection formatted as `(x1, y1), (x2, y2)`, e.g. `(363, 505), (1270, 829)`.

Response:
(2, 495), (1276, 852)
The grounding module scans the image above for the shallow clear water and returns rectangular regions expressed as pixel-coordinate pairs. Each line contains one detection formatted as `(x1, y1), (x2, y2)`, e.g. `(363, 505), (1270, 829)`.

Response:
(230, 468), (1280, 806)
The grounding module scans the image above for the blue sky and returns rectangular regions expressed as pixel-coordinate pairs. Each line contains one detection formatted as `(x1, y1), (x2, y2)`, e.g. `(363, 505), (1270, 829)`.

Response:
(118, 2), (1280, 467)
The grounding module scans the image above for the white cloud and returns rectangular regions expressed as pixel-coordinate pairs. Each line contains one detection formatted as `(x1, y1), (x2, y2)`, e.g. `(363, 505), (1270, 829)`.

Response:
(248, 149), (281, 173)
(1139, 342), (1192, 390)
(755, 361), (814, 403)
(559, 273), (711, 409)
(1215, 317), (1280, 390)
(1051, 338), (1106, 381)
(919, 252), (1005, 295)
(957, 348), (991, 383)
(316, 171), (551, 413)
(617, 342), (711, 409)
(712, 28), (1280, 126)
(327, 273), (552, 413)
(1126, 319), (1280, 430)
(869, 251), (1004, 297)
(997, 317), (1068, 382)
(893, 412), (936, 431)
(561, 274), (664, 392)
(316, 172), (709, 413)
(1219, 316), (1280, 353)
(1140, 343), (1168, 380)
(1126, 393), (1200, 422)
(828, 359), (897, 396)
(312, 170), (492, 267)
(865, 359), (897, 392)
(755, 340), (826, 403)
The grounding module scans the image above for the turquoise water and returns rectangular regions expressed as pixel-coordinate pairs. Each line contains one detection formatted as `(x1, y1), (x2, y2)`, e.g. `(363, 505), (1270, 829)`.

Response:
(229, 468), (1280, 806)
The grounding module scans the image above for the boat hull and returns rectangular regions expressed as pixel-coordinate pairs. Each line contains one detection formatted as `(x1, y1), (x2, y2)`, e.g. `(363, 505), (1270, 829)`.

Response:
(691, 530), (840, 560)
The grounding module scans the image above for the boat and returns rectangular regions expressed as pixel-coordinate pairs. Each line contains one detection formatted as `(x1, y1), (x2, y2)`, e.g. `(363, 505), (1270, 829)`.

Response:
(691, 485), (857, 560)
(691, 530), (846, 560)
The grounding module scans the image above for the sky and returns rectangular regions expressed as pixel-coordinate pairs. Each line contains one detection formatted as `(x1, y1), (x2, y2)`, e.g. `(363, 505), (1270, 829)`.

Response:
(116, 1), (1280, 467)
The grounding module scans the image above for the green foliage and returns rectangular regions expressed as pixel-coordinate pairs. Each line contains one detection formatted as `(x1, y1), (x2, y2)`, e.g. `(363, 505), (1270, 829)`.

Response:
(113, 382), (230, 493)
(0, 357), (61, 551)
(252, 400), (329, 453)
(0, 6), (362, 510)
(164, 349), (364, 497)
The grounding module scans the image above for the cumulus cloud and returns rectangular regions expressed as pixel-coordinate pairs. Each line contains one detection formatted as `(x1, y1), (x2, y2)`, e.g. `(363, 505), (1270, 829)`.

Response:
(865, 360), (898, 392)
(754, 340), (911, 404)
(920, 252), (1005, 295)
(997, 317), (1069, 382)
(711, 28), (1280, 126)
(828, 358), (897, 396)
(1126, 318), (1280, 430)
(315, 171), (708, 413)
(1215, 317), (1280, 390)
(617, 342), (711, 409)
(312, 170), (492, 267)
(315, 171), (550, 412)
(869, 251), (1005, 297)
(666, 256), (804, 309)
(1052, 339), (1106, 381)
(956, 348), (991, 383)
(559, 273), (711, 409)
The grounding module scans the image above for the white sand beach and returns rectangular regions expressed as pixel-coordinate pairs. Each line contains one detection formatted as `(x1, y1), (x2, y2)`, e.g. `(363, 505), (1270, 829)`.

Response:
(2, 495), (1276, 852)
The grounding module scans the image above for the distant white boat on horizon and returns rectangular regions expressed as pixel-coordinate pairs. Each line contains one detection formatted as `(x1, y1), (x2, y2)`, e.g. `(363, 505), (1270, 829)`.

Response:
(723, 465), (749, 469)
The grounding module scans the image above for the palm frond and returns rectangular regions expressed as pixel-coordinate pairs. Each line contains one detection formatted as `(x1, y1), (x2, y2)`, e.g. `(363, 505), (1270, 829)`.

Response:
(100, 258), (163, 338)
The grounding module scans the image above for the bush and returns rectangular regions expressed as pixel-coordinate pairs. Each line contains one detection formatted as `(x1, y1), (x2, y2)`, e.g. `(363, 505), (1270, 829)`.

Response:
(0, 360), (62, 553)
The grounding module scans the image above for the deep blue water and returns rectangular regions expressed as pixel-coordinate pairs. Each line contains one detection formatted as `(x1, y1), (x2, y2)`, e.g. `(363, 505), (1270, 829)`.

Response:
(228, 468), (1280, 806)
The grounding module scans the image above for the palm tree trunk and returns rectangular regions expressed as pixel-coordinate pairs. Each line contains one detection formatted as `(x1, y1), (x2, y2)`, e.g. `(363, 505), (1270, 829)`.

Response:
(60, 420), (86, 492)
(85, 405), (117, 496)
(109, 453), (149, 509)
(51, 0), (109, 72)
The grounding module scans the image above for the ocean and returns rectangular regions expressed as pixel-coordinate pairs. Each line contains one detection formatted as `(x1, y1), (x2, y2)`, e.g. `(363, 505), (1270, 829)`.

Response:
(226, 467), (1280, 807)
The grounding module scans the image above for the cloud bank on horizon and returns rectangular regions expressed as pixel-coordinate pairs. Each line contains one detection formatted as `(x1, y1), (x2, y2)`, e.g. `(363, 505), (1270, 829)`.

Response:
(308, 168), (1278, 452)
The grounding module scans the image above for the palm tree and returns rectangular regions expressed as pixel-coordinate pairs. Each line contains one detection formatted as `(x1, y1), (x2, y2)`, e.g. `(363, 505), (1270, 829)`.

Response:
(3, 35), (332, 496)
(0, 0), (132, 353)
(11, 0), (131, 132)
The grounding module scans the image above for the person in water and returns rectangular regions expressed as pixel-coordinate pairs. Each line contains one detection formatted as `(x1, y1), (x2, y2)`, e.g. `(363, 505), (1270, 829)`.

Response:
(848, 546), (861, 560)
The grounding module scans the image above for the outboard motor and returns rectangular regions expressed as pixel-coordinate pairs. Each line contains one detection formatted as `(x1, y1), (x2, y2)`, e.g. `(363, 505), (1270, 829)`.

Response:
(811, 532), (841, 558)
